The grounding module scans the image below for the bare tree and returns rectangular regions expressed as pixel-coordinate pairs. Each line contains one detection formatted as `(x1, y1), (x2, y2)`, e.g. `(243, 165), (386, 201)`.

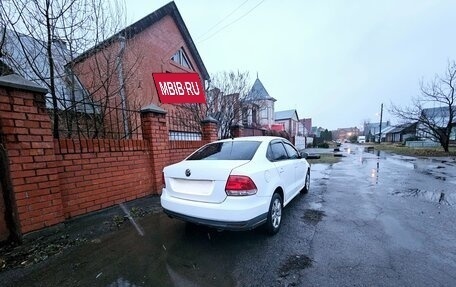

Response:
(209, 71), (253, 138)
(0, 0), (139, 139)
(390, 61), (456, 152)
(68, 0), (144, 139)
(177, 70), (252, 139)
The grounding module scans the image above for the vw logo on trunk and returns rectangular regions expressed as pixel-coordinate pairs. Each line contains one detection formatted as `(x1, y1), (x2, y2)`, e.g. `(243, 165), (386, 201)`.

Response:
(185, 169), (191, 177)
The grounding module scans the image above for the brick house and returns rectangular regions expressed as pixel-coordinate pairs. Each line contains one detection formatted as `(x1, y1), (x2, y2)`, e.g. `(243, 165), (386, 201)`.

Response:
(71, 1), (210, 123)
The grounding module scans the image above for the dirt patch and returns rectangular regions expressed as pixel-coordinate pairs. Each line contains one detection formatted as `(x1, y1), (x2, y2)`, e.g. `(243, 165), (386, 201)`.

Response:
(372, 144), (456, 157)
(302, 209), (325, 225)
(307, 154), (342, 165)
(0, 234), (87, 271)
(278, 255), (313, 277)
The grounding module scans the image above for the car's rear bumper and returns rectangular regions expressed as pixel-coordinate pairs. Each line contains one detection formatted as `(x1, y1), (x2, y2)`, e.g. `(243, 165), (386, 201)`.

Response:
(163, 208), (267, 231)
(161, 189), (270, 231)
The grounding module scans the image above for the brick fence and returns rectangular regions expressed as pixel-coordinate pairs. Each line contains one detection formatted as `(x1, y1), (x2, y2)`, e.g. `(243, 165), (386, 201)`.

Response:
(0, 75), (217, 241)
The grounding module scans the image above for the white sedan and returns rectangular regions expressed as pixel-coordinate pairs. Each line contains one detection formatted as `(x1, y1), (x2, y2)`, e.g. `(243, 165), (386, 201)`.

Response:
(160, 136), (311, 235)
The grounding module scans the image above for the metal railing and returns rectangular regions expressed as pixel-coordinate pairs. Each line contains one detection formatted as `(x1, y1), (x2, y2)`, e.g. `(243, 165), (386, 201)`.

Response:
(50, 98), (145, 153)
(167, 109), (202, 149)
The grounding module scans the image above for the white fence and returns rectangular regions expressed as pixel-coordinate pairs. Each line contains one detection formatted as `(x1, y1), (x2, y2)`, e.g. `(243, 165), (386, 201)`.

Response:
(406, 141), (439, 148)
(295, 136), (306, 149)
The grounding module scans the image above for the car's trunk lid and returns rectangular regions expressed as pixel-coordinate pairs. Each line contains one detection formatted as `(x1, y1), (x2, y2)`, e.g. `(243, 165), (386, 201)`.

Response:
(164, 160), (249, 203)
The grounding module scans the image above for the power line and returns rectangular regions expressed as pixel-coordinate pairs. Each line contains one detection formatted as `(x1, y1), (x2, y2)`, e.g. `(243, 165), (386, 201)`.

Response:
(198, 0), (266, 44)
(196, 0), (250, 40)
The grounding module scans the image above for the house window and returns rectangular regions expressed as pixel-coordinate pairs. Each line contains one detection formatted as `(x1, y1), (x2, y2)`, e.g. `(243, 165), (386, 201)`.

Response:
(252, 108), (257, 124)
(242, 107), (249, 126)
(171, 48), (193, 70)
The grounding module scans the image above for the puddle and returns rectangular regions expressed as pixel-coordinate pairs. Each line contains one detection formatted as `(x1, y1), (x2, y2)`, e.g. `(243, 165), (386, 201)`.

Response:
(364, 146), (375, 153)
(386, 157), (415, 169)
(302, 209), (325, 225)
(278, 254), (313, 277)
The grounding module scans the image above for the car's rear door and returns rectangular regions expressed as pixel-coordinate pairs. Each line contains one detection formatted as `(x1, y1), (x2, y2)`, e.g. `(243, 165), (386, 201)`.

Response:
(282, 141), (306, 193)
(268, 140), (295, 201)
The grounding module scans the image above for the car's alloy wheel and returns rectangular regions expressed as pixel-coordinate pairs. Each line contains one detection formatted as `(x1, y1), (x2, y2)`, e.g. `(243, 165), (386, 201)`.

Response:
(266, 193), (282, 235)
(301, 170), (310, 194)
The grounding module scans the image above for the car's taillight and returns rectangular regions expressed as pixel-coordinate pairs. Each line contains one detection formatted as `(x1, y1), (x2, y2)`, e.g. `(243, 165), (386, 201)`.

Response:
(162, 172), (166, 188)
(225, 175), (257, 196)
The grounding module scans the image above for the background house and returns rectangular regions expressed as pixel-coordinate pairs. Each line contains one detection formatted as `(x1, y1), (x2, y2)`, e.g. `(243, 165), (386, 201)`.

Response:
(275, 109), (300, 137)
(418, 106), (456, 143)
(363, 121), (391, 142)
(0, 28), (87, 110)
(333, 127), (360, 142)
(375, 125), (396, 142)
(385, 123), (417, 142)
(273, 109), (307, 148)
(243, 77), (276, 128)
(300, 118), (312, 136)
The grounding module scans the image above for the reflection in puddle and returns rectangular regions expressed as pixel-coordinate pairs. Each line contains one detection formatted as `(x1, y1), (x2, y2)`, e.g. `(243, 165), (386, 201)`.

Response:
(364, 146), (375, 153)
(370, 161), (380, 185)
(108, 278), (140, 287)
(391, 188), (454, 205)
(386, 157), (415, 169)
(166, 263), (200, 287)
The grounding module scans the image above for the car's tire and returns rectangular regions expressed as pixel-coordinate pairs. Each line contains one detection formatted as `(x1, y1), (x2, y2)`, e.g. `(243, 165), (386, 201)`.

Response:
(265, 193), (283, 235)
(301, 170), (310, 194)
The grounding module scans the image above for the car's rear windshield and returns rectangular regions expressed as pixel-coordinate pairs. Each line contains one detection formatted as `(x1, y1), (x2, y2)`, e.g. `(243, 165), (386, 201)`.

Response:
(187, 141), (261, 160)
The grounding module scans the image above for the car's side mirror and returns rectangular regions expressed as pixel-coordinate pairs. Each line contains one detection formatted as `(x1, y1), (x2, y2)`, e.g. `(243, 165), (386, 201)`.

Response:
(300, 152), (308, 159)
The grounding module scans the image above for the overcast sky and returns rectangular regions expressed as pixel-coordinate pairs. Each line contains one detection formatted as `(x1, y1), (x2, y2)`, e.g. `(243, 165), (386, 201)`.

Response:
(127, 0), (456, 130)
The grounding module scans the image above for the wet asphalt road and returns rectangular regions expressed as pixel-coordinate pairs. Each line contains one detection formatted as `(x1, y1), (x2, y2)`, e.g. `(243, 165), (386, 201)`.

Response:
(2, 144), (456, 286)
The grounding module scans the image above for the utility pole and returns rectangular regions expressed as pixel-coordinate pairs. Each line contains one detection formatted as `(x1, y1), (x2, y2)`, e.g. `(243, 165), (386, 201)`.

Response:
(378, 103), (383, 144)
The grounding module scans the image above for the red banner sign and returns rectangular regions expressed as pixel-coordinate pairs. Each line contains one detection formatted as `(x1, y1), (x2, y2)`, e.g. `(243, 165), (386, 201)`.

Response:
(152, 73), (206, 104)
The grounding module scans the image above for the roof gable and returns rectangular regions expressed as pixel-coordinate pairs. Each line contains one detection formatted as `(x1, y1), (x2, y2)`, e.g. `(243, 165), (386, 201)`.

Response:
(71, 1), (209, 81)
(422, 106), (455, 119)
(247, 78), (276, 101)
(387, 122), (417, 134)
(275, 109), (299, 121)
